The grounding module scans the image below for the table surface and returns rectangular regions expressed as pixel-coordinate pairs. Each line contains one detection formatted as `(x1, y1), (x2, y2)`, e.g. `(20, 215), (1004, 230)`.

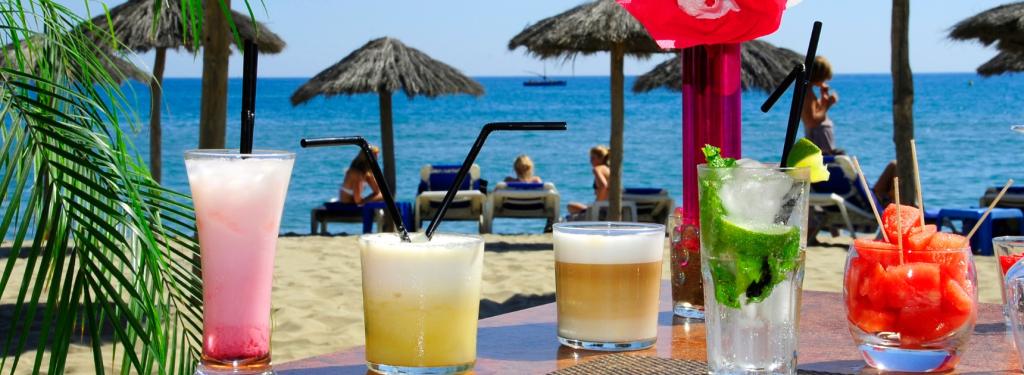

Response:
(276, 282), (1021, 374)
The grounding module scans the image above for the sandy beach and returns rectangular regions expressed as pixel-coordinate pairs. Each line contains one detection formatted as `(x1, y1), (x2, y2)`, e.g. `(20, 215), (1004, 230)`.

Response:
(0, 234), (1005, 373)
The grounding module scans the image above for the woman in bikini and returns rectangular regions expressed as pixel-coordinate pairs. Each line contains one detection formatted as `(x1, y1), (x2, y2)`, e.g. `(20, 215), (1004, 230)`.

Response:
(339, 145), (383, 205)
(568, 145), (611, 215)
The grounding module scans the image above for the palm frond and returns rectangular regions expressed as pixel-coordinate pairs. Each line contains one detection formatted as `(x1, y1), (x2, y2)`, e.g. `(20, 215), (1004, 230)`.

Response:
(0, 1), (239, 374)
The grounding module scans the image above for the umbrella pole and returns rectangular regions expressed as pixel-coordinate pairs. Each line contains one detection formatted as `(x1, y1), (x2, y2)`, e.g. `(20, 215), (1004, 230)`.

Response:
(149, 47), (166, 183)
(608, 43), (625, 221)
(198, 0), (231, 149)
(379, 91), (397, 194)
(680, 44), (742, 241)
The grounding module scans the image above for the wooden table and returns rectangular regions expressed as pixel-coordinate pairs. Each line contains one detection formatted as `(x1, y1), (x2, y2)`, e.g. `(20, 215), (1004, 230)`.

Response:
(276, 282), (1021, 374)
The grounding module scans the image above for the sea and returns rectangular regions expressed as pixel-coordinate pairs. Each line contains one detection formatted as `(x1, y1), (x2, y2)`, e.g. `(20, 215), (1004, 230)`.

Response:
(15, 74), (1024, 236)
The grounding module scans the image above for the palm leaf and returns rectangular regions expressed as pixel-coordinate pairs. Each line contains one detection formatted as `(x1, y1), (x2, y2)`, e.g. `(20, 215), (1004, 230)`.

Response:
(0, 1), (264, 374)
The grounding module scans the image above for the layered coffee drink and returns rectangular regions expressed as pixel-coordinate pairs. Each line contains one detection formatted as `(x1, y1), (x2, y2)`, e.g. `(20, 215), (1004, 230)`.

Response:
(553, 222), (664, 351)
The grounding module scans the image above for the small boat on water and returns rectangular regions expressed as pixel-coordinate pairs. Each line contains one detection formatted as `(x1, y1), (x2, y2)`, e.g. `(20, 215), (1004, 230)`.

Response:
(523, 78), (567, 87)
(523, 68), (566, 87)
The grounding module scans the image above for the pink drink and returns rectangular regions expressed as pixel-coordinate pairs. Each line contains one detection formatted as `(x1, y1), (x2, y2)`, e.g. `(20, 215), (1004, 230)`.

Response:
(185, 150), (294, 374)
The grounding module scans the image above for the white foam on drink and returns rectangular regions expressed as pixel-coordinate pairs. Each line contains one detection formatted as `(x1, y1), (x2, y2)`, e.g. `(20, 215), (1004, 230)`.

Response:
(186, 157), (294, 199)
(359, 233), (484, 295)
(553, 229), (663, 264)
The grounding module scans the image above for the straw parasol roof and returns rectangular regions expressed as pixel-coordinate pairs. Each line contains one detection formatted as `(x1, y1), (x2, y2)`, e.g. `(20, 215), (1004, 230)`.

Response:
(508, 0), (663, 221)
(949, 2), (1024, 53)
(507, 0), (660, 58)
(633, 40), (804, 93)
(290, 37), (483, 190)
(977, 50), (1024, 76)
(290, 37), (483, 104)
(89, 0), (285, 53)
(84, 0), (285, 183)
(0, 34), (149, 84)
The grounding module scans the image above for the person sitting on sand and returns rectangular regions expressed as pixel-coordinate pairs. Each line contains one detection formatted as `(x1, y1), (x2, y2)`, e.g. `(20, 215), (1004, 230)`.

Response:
(339, 145), (383, 206)
(567, 145), (611, 215)
(801, 56), (844, 156)
(504, 154), (543, 183)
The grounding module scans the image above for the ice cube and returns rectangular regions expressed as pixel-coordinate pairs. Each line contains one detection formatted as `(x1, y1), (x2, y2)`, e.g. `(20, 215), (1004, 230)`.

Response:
(718, 163), (793, 225)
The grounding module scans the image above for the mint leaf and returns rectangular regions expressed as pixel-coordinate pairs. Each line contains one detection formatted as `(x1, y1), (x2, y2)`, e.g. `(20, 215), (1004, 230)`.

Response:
(702, 144), (735, 168)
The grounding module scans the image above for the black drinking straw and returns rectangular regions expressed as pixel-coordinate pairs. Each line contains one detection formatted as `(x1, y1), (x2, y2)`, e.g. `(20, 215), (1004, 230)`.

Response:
(760, 64), (803, 113)
(240, 39), (259, 154)
(424, 121), (567, 240)
(300, 136), (410, 242)
(779, 21), (822, 167)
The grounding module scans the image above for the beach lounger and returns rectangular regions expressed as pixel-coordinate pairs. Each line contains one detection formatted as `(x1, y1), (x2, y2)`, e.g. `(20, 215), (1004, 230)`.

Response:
(483, 182), (560, 233)
(808, 155), (881, 238)
(583, 201), (638, 222)
(414, 163), (487, 232)
(936, 207), (1023, 255)
(623, 187), (675, 231)
(309, 199), (378, 235)
(980, 185), (1024, 212)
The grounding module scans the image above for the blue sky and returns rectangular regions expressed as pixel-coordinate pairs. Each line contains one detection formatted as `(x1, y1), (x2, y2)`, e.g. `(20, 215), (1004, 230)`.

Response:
(63, 0), (1012, 77)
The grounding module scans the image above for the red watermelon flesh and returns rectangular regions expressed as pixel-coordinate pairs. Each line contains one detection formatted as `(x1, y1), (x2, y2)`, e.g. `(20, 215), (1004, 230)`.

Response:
(906, 224), (937, 252)
(928, 232), (969, 251)
(882, 204), (922, 246)
(886, 263), (942, 310)
(854, 239), (900, 268)
(999, 254), (1024, 275)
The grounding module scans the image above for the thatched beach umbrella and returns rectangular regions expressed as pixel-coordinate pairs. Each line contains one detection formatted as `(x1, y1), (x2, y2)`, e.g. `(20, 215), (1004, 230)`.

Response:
(290, 37), (484, 190)
(508, 0), (661, 221)
(1, 34), (149, 84)
(949, 2), (1024, 53)
(977, 50), (1024, 76)
(633, 40), (804, 93)
(89, 0), (286, 182)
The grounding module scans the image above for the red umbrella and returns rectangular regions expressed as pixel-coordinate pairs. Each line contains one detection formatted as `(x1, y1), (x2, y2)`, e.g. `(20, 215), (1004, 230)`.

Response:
(617, 0), (787, 49)
(615, 0), (796, 275)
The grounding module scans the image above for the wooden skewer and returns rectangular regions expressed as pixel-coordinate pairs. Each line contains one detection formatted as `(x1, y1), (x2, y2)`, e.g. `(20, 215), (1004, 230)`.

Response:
(964, 179), (1015, 246)
(894, 177), (904, 264)
(853, 157), (889, 242)
(910, 140), (925, 226)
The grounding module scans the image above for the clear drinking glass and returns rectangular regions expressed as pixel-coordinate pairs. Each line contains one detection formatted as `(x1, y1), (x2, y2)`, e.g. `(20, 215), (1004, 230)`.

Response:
(996, 236), (1024, 320)
(844, 240), (977, 372)
(697, 164), (809, 375)
(186, 150), (295, 375)
(1004, 260), (1024, 372)
(553, 222), (664, 351)
(669, 210), (704, 319)
(359, 233), (484, 374)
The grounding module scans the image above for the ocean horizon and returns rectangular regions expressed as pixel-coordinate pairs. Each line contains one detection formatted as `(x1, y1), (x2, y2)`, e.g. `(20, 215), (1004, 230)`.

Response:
(6, 72), (1024, 237)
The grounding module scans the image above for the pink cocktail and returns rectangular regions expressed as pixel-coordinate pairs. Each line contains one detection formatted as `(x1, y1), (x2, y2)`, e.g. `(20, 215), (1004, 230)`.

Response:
(186, 150), (294, 375)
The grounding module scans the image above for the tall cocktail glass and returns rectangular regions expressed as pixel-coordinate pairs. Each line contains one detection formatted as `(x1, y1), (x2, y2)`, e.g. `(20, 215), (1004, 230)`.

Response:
(669, 210), (704, 319)
(553, 222), (664, 351)
(698, 164), (809, 375)
(359, 233), (484, 374)
(186, 150), (295, 375)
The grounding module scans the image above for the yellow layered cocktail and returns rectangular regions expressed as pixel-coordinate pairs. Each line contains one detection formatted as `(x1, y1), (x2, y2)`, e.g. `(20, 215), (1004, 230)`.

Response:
(359, 233), (484, 374)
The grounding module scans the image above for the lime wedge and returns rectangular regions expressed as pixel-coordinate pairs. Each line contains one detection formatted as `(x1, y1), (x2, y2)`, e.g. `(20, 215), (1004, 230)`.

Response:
(704, 216), (801, 307)
(786, 138), (829, 183)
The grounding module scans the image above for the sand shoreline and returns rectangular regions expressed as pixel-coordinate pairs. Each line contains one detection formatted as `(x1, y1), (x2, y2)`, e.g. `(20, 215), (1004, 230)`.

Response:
(0, 234), (1005, 372)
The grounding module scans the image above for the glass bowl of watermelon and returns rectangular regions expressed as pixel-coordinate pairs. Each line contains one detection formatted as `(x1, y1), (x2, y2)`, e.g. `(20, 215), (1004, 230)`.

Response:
(844, 204), (978, 373)
(996, 237), (1024, 295)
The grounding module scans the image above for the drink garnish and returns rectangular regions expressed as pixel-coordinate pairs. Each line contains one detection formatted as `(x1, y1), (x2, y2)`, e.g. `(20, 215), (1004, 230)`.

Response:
(785, 138), (829, 183)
